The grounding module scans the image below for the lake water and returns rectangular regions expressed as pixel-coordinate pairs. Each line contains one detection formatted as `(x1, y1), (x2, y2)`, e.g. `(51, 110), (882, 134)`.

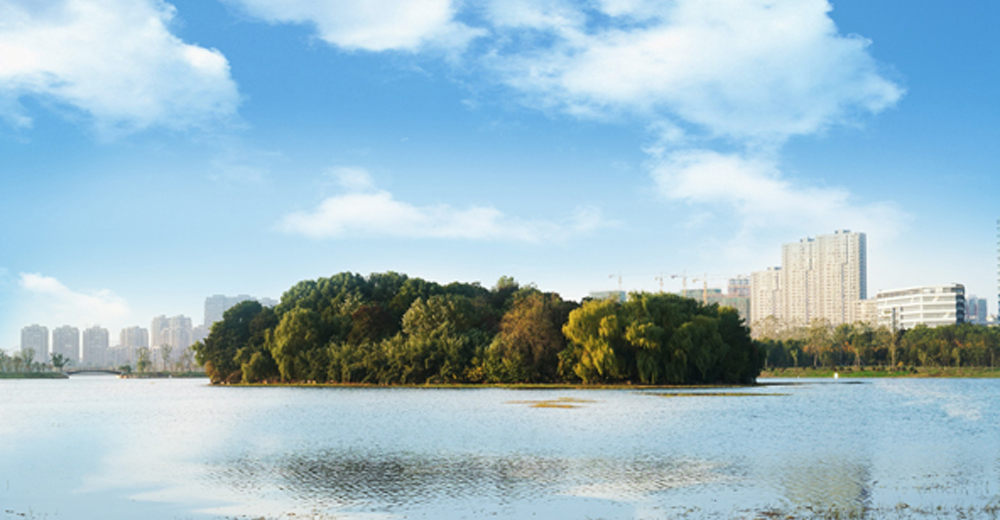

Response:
(1, 376), (998, 519)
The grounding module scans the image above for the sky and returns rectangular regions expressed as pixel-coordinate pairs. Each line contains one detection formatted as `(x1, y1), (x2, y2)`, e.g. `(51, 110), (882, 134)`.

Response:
(2, 0), (999, 350)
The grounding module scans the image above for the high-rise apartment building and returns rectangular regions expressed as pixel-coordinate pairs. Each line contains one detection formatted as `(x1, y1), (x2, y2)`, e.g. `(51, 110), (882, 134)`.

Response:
(751, 230), (867, 332)
(150, 315), (170, 348)
(52, 325), (80, 364)
(168, 315), (193, 353)
(116, 326), (149, 366)
(82, 326), (109, 367)
(120, 326), (149, 350)
(151, 315), (194, 361)
(20, 324), (49, 361)
(750, 268), (782, 327)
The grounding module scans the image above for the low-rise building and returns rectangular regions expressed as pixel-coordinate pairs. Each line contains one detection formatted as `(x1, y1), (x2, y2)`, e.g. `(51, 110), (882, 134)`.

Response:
(875, 284), (965, 330)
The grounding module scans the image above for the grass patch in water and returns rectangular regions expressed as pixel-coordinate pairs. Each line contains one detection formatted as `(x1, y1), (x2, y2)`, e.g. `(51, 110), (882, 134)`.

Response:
(505, 397), (597, 409)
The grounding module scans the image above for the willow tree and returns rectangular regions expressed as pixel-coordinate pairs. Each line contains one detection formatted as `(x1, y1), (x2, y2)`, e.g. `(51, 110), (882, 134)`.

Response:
(562, 298), (625, 383)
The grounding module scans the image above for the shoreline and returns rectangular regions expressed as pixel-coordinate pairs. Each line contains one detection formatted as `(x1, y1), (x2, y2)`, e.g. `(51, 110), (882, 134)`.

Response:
(118, 371), (207, 379)
(0, 372), (68, 379)
(216, 381), (761, 390)
(759, 366), (1000, 379)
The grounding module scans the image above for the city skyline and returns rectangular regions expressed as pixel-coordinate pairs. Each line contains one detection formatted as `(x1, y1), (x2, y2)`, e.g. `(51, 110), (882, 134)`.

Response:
(3, 0), (1000, 351)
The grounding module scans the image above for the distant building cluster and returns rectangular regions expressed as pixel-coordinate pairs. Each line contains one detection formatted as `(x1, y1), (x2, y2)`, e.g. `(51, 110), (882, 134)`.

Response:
(586, 278), (751, 323)
(681, 278), (751, 322)
(17, 293), (275, 369)
(749, 230), (972, 337)
(20, 324), (108, 366)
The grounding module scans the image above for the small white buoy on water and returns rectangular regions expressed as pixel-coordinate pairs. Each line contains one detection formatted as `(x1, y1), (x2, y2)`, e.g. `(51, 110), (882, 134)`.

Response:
(834, 372), (839, 379)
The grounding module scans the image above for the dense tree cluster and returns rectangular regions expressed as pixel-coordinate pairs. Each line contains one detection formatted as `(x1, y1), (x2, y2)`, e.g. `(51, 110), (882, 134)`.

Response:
(758, 321), (1000, 369)
(193, 272), (762, 385)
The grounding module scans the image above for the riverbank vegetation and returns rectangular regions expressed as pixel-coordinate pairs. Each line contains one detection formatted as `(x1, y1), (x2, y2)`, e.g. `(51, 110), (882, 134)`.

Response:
(0, 371), (68, 379)
(757, 321), (1000, 370)
(193, 272), (761, 386)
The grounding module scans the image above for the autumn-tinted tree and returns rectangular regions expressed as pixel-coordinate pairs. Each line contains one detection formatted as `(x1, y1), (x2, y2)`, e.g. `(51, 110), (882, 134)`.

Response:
(488, 290), (574, 382)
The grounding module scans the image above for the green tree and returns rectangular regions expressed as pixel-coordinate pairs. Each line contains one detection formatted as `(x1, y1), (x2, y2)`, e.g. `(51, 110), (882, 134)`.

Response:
(50, 352), (70, 371)
(804, 319), (832, 367)
(347, 304), (397, 345)
(136, 347), (152, 374)
(194, 300), (267, 383)
(269, 306), (324, 382)
(22, 348), (36, 369)
(159, 345), (173, 372)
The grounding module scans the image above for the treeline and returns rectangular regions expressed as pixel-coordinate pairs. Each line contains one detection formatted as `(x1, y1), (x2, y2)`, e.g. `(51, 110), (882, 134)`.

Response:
(193, 272), (761, 386)
(758, 321), (1000, 369)
(0, 349), (49, 373)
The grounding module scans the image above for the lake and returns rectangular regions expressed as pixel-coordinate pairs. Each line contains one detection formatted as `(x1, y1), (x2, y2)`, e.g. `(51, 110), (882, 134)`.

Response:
(1, 376), (998, 519)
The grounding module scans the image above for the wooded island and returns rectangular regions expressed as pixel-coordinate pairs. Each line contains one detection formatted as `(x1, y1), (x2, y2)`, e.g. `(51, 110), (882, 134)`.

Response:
(193, 272), (761, 385)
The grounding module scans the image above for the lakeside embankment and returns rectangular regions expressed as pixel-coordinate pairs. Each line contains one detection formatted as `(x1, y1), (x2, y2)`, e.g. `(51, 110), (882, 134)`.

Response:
(119, 371), (207, 379)
(760, 366), (1000, 378)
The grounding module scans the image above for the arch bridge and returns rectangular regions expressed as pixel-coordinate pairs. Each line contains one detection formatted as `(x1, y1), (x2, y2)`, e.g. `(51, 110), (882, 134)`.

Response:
(64, 368), (123, 376)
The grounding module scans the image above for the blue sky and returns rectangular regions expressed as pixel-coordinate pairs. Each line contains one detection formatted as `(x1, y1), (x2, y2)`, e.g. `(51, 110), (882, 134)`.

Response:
(2, 0), (998, 350)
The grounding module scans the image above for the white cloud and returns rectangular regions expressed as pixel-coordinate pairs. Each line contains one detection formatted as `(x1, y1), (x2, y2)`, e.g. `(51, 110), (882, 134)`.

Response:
(483, 0), (584, 33)
(328, 166), (376, 192)
(223, 0), (902, 145)
(0, 0), (240, 134)
(486, 0), (903, 143)
(18, 273), (130, 326)
(278, 168), (608, 242)
(225, 0), (483, 52)
(651, 149), (908, 238)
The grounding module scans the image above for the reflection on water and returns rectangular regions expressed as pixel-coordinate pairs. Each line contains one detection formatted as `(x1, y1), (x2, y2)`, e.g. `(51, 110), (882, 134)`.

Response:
(212, 450), (732, 512)
(1, 378), (999, 519)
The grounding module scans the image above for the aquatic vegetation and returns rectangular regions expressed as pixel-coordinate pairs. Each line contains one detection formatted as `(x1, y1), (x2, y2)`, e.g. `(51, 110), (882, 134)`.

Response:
(505, 397), (597, 408)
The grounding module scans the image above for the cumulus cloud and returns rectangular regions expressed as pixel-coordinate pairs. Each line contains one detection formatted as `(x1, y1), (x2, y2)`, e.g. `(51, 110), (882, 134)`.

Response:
(18, 273), (130, 325)
(0, 0), (240, 133)
(278, 168), (608, 242)
(651, 149), (908, 238)
(485, 0), (903, 143)
(225, 0), (483, 52)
